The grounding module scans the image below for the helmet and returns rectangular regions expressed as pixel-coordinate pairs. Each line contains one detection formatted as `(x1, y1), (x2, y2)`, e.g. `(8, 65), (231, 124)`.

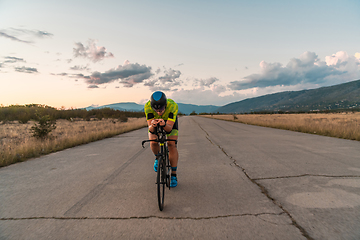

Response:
(150, 91), (167, 111)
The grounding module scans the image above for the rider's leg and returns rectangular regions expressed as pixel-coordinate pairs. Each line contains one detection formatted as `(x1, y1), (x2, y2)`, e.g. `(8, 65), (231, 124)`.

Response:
(149, 132), (160, 172)
(167, 135), (178, 174)
(148, 132), (159, 155)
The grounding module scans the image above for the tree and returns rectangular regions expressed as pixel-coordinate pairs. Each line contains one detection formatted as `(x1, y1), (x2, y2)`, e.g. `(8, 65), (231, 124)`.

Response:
(190, 111), (197, 115)
(30, 115), (56, 140)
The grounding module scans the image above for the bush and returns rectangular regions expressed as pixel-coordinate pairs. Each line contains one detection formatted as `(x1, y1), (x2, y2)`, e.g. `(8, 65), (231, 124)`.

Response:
(190, 111), (197, 115)
(118, 115), (128, 122)
(30, 115), (57, 139)
(18, 112), (31, 124)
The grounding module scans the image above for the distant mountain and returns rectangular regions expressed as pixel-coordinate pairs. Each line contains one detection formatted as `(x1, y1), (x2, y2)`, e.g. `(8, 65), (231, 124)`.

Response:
(85, 102), (220, 115)
(217, 79), (360, 113)
(85, 102), (144, 112)
(177, 103), (219, 114)
(84, 79), (360, 114)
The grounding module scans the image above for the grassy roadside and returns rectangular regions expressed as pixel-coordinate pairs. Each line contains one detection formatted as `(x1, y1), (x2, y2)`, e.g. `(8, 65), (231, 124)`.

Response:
(202, 113), (360, 141)
(0, 118), (147, 168)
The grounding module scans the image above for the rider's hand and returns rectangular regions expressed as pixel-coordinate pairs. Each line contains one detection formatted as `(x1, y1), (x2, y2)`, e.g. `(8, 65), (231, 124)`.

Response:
(158, 119), (166, 127)
(151, 119), (158, 128)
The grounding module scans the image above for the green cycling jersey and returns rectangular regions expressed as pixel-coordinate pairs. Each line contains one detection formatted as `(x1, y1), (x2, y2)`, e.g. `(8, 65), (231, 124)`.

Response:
(144, 99), (178, 122)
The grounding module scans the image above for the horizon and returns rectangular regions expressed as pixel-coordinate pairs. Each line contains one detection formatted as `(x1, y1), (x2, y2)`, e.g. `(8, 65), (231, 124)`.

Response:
(1, 77), (360, 109)
(86, 77), (360, 109)
(1, 1), (359, 109)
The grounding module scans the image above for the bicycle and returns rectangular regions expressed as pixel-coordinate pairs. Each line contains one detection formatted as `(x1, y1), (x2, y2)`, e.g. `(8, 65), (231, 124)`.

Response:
(142, 125), (177, 211)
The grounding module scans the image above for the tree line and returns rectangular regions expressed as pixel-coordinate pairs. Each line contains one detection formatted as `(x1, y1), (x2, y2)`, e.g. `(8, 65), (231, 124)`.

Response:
(0, 104), (145, 123)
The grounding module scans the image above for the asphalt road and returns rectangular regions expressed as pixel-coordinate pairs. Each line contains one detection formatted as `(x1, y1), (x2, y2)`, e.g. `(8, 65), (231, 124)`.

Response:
(1, 116), (360, 240)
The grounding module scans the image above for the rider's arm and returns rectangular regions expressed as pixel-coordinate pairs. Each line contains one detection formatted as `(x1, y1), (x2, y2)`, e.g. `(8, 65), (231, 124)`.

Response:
(161, 101), (177, 133)
(161, 119), (174, 133)
(148, 119), (174, 133)
(148, 119), (174, 134)
(147, 119), (157, 134)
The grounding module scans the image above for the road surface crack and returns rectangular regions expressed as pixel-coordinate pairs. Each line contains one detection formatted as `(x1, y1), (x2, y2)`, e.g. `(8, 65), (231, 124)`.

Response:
(195, 119), (315, 240)
(0, 212), (286, 222)
(253, 174), (360, 180)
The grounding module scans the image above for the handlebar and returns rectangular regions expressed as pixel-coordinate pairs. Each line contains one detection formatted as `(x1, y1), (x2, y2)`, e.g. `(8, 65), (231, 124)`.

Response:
(141, 139), (177, 148)
(141, 124), (177, 148)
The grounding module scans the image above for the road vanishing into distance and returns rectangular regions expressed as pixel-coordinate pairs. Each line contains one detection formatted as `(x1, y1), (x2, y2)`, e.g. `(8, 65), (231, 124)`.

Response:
(1, 116), (360, 239)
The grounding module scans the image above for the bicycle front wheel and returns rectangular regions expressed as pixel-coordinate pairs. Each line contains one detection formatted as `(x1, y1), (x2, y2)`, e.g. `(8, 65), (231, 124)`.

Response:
(157, 156), (165, 211)
(165, 146), (171, 189)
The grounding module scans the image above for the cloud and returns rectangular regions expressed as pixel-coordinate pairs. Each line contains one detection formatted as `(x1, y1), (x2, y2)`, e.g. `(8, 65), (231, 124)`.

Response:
(158, 68), (181, 82)
(51, 73), (68, 76)
(4, 56), (26, 63)
(73, 39), (114, 62)
(33, 30), (53, 38)
(144, 68), (182, 91)
(120, 72), (153, 88)
(15, 66), (38, 73)
(162, 75), (232, 105)
(194, 77), (219, 88)
(0, 32), (32, 43)
(0, 28), (53, 44)
(325, 51), (349, 67)
(11, 28), (53, 38)
(228, 51), (359, 91)
(70, 65), (90, 71)
(169, 87), (240, 106)
(77, 63), (153, 87)
(324, 51), (360, 80)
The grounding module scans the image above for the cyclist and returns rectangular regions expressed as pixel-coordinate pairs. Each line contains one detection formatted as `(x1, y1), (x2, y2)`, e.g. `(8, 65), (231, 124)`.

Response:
(144, 91), (179, 188)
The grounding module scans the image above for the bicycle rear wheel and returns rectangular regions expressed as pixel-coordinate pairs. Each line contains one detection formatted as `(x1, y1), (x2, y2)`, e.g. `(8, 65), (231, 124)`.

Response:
(157, 156), (165, 211)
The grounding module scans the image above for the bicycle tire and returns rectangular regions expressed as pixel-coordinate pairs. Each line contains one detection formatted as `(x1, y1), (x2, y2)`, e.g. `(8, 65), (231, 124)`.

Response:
(165, 146), (171, 189)
(157, 156), (165, 211)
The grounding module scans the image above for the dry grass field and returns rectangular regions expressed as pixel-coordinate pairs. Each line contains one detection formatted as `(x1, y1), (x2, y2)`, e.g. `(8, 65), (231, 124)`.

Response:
(203, 112), (360, 141)
(0, 118), (147, 167)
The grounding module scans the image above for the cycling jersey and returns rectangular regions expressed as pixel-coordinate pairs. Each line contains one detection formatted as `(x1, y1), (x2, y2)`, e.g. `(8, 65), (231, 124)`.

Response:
(144, 99), (179, 136)
(144, 99), (178, 122)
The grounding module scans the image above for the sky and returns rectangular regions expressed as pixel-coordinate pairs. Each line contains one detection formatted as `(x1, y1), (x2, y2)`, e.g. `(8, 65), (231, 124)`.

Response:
(1, 0), (359, 109)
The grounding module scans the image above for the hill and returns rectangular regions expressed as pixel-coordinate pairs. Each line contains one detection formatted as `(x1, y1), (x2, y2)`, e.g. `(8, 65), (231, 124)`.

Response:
(177, 103), (219, 114)
(217, 79), (360, 113)
(85, 102), (143, 112)
(84, 79), (360, 114)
